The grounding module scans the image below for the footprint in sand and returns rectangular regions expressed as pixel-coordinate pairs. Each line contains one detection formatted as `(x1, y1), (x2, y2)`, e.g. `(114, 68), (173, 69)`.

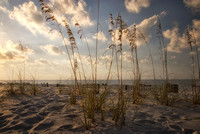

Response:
(0, 123), (32, 132)
(10, 123), (32, 131)
(0, 114), (13, 120)
(57, 124), (73, 130)
(12, 108), (24, 114)
(24, 115), (44, 124)
(38, 111), (49, 117)
(169, 124), (182, 131)
(137, 119), (155, 125)
(66, 114), (78, 119)
(34, 120), (54, 130)
(0, 117), (9, 128)
(22, 104), (33, 109)
(20, 100), (31, 105)
(47, 105), (64, 111)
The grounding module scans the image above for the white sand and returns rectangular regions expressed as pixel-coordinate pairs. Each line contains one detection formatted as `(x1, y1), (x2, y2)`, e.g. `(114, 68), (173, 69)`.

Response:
(0, 85), (200, 133)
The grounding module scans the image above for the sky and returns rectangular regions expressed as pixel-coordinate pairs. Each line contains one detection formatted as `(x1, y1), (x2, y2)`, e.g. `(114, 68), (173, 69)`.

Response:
(0, 0), (200, 80)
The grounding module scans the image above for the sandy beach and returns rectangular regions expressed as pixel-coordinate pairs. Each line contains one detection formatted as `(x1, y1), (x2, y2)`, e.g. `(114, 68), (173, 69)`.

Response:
(0, 84), (200, 134)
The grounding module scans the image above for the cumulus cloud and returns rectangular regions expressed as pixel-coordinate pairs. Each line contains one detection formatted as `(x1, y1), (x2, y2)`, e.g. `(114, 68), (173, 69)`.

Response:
(164, 19), (200, 53)
(49, 0), (94, 27)
(183, 0), (200, 13)
(93, 31), (107, 42)
(163, 26), (188, 53)
(0, 5), (9, 14)
(8, 1), (59, 40)
(121, 11), (166, 47)
(40, 44), (63, 55)
(0, 40), (33, 60)
(34, 58), (51, 65)
(124, 0), (150, 13)
(122, 51), (132, 63)
(135, 14), (159, 46)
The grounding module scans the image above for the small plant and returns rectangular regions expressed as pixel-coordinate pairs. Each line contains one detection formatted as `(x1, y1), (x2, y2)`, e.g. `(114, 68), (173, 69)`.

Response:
(95, 88), (109, 121)
(69, 88), (76, 105)
(111, 91), (127, 127)
(6, 82), (15, 95)
(6, 70), (16, 96)
(80, 99), (91, 130)
(29, 74), (39, 95)
(57, 78), (63, 94)
(152, 17), (173, 106)
(186, 26), (200, 104)
(191, 85), (200, 104)
(17, 70), (25, 94)
(152, 83), (178, 106)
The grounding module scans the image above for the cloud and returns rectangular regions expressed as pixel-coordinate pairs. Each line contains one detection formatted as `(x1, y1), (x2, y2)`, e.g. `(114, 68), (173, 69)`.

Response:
(191, 19), (200, 45)
(0, 40), (33, 60)
(123, 12), (166, 47)
(183, 0), (200, 13)
(163, 26), (188, 53)
(35, 58), (51, 65)
(135, 14), (159, 46)
(93, 31), (107, 42)
(49, 0), (94, 27)
(40, 44), (63, 55)
(124, 0), (150, 13)
(164, 19), (200, 53)
(140, 58), (149, 63)
(0, 5), (10, 14)
(122, 51), (132, 63)
(171, 56), (176, 59)
(8, 1), (59, 40)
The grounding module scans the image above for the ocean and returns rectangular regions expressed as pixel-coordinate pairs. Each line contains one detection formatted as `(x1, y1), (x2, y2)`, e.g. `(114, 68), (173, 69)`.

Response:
(0, 79), (196, 87)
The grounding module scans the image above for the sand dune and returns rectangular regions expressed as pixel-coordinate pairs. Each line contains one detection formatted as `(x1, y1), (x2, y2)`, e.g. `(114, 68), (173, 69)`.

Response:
(0, 85), (200, 133)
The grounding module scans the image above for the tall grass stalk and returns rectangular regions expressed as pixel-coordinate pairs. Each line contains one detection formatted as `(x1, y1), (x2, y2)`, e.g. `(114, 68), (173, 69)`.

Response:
(29, 74), (38, 95)
(18, 41), (26, 94)
(17, 70), (25, 94)
(138, 30), (156, 84)
(125, 25), (142, 104)
(75, 21), (95, 83)
(95, 0), (100, 87)
(186, 27), (196, 85)
(108, 14), (127, 127)
(186, 26), (200, 104)
(153, 17), (171, 106)
(157, 17), (168, 82)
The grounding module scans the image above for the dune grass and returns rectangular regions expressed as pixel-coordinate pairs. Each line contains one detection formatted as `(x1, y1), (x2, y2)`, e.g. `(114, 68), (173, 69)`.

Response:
(186, 26), (200, 104)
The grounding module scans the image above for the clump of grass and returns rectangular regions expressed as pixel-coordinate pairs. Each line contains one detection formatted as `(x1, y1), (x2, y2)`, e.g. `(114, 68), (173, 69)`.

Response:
(125, 24), (144, 104)
(111, 91), (127, 127)
(6, 69), (16, 95)
(191, 85), (200, 104)
(79, 88), (96, 129)
(69, 88), (76, 105)
(17, 70), (25, 94)
(80, 85), (109, 129)
(29, 74), (39, 95)
(57, 78), (63, 94)
(106, 13), (128, 128)
(6, 81), (16, 96)
(153, 17), (172, 106)
(186, 26), (200, 104)
(152, 83), (178, 106)
(95, 88), (109, 121)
